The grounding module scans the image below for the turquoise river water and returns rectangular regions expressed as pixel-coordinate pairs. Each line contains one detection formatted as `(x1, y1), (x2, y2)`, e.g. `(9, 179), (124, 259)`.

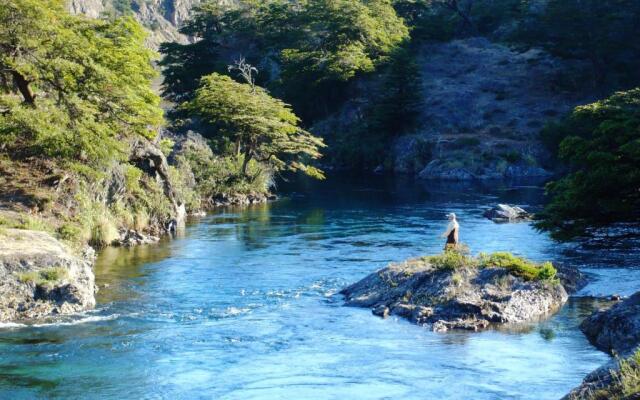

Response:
(2, 176), (639, 399)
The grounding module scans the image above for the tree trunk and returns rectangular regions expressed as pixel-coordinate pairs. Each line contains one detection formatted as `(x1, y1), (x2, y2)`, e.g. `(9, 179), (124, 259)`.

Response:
(11, 70), (36, 105)
(241, 149), (252, 177)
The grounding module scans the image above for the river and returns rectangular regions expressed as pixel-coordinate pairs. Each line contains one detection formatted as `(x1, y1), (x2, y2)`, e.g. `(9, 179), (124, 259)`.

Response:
(2, 175), (639, 399)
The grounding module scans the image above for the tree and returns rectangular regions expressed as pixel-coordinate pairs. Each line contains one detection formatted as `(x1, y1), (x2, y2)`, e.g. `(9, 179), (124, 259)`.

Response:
(158, 1), (259, 103)
(331, 45), (423, 169)
(278, 0), (409, 119)
(517, 0), (640, 87)
(159, 0), (409, 122)
(535, 89), (640, 240)
(183, 73), (325, 178)
(0, 0), (163, 164)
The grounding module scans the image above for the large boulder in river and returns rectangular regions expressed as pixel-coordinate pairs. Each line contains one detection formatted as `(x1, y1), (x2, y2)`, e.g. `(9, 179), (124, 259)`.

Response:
(341, 254), (567, 332)
(580, 292), (640, 356)
(483, 204), (532, 222)
(0, 229), (96, 323)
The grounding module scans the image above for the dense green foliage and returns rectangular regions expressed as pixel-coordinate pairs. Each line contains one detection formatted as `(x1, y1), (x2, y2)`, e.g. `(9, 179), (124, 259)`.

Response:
(536, 89), (640, 239)
(329, 45), (423, 169)
(478, 252), (557, 281)
(426, 249), (557, 282)
(184, 73), (325, 178)
(517, 0), (640, 87)
(0, 0), (163, 166)
(160, 0), (409, 121)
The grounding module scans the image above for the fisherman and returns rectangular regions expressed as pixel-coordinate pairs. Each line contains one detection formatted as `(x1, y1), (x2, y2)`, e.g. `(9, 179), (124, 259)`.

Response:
(441, 212), (459, 251)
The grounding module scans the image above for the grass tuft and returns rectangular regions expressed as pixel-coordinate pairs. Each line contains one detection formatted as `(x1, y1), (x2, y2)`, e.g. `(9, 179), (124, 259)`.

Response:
(17, 266), (69, 285)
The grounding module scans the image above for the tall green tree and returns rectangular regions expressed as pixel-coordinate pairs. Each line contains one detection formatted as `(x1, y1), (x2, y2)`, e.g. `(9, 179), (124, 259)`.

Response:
(0, 0), (163, 164)
(184, 73), (325, 178)
(159, 0), (409, 122)
(536, 89), (640, 239)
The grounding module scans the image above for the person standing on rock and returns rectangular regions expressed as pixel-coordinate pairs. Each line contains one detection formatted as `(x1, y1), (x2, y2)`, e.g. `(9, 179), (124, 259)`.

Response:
(441, 213), (459, 251)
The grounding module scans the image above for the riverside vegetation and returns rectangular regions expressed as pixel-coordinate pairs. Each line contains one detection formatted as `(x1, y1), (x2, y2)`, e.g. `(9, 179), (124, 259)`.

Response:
(0, 0), (325, 251)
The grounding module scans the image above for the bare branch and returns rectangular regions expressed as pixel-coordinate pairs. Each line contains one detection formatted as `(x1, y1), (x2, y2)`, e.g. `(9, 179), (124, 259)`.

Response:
(228, 56), (259, 92)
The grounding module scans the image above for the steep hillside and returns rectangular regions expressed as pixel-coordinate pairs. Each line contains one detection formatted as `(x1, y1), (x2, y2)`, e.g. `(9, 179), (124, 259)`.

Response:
(394, 37), (595, 180)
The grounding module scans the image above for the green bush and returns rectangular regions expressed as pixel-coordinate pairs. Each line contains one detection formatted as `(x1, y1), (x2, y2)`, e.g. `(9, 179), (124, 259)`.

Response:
(17, 266), (68, 285)
(535, 89), (640, 240)
(426, 248), (476, 270)
(57, 222), (82, 243)
(478, 252), (557, 281)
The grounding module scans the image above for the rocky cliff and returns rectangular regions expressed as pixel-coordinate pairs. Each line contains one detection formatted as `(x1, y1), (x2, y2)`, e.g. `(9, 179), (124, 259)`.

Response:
(68, 0), (235, 48)
(0, 229), (96, 323)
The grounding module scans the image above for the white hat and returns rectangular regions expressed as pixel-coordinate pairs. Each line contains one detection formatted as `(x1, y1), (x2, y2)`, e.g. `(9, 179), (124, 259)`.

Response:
(447, 213), (456, 219)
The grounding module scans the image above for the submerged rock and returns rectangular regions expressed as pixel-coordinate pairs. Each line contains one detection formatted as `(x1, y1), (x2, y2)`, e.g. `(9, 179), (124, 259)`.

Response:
(0, 229), (95, 323)
(341, 256), (567, 331)
(483, 204), (532, 222)
(581, 291), (640, 356)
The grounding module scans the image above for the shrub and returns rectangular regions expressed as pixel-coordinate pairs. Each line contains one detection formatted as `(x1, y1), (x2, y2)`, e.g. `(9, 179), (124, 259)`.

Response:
(585, 350), (640, 400)
(426, 248), (476, 270)
(57, 222), (82, 243)
(133, 209), (150, 232)
(478, 252), (557, 281)
(616, 350), (640, 398)
(17, 266), (68, 285)
(159, 138), (175, 157)
(90, 214), (119, 248)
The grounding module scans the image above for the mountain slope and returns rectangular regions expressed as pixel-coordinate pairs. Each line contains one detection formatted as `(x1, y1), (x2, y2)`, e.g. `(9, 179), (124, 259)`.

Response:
(394, 37), (595, 180)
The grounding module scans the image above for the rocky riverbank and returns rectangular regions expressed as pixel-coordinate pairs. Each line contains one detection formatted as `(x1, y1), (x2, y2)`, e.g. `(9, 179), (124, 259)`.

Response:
(0, 229), (96, 323)
(341, 252), (568, 332)
(563, 292), (640, 399)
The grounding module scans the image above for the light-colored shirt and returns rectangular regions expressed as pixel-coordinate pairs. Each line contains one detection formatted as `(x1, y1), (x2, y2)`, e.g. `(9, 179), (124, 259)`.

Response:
(442, 220), (459, 238)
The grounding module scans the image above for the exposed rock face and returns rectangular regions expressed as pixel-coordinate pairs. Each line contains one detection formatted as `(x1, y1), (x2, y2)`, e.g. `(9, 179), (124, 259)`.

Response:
(394, 37), (594, 179)
(581, 292), (640, 356)
(68, 0), (236, 48)
(117, 229), (160, 247)
(130, 137), (186, 227)
(483, 204), (533, 223)
(0, 229), (96, 323)
(341, 257), (568, 331)
(561, 360), (620, 400)
(562, 293), (640, 399)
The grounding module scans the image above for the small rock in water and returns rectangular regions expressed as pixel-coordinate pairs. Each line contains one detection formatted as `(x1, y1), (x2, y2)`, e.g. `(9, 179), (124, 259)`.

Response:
(483, 204), (532, 223)
(117, 230), (160, 247)
(610, 294), (622, 301)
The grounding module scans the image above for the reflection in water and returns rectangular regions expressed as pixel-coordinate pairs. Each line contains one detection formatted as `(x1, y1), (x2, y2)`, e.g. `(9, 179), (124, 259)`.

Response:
(96, 242), (173, 304)
(1, 175), (637, 399)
